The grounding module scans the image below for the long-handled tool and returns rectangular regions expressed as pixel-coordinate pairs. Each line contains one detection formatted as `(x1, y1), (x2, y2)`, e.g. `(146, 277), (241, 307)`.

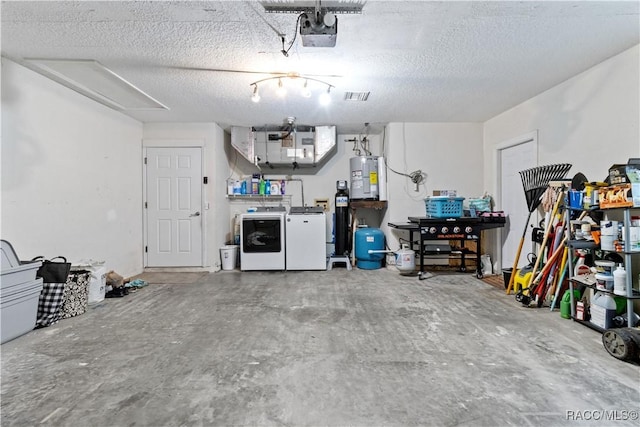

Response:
(534, 226), (567, 307)
(523, 187), (564, 292)
(516, 235), (567, 306)
(506, 163), (572, 294)
(548, 246), (568, 303)
(550, 252), (571, 311)
(549, 210), (588, 311)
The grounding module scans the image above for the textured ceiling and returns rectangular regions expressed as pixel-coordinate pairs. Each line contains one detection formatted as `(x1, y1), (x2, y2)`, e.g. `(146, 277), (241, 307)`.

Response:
(2, 1), (639, 133)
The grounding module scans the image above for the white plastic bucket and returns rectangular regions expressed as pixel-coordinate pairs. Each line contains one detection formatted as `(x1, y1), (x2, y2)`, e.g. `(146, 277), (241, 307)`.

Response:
(600, 220), (618, 236)
(601, 235), (615, 251)
(220, 245), (238, 271)
(594, 260), (615, 275)
(629, 227), (640, 251)
(595, 273), (614, 291)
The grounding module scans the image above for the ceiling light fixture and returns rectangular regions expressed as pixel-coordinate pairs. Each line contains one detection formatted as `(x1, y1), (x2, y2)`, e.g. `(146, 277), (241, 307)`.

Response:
(251, 84), (261, 103)
(301, 79), (312, 98)
(319, 86), (332, 106)
(249, 73), (334, 105)
(276, 77), (287, 97)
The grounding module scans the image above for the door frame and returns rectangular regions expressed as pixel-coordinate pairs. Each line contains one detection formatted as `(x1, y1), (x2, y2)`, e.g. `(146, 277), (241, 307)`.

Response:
(493, 130), (538, 271)
(142, 140), (206, 268)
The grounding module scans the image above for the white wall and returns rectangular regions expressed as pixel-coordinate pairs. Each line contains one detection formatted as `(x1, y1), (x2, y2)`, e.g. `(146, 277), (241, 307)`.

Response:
(143, 123), (229, 270)
(1, 58), (144, 277)
(227, 124), (484, 255)
(483, 44), (640, 269)
(383, 122), (484, 250)
(227, 132), (383, 254)
(485, 44), (639, 188)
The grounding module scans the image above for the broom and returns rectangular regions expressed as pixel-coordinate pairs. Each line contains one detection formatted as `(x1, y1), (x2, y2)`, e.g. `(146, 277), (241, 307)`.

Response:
(506, 163), (572, 294)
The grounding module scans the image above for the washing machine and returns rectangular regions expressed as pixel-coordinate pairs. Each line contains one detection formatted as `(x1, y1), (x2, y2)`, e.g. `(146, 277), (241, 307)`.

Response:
(240, 206), (286, 271)
(286, 207), (327, 270)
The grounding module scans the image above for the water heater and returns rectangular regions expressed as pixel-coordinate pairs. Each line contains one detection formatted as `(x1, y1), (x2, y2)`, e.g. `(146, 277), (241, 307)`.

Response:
(350, 156), (379, 200)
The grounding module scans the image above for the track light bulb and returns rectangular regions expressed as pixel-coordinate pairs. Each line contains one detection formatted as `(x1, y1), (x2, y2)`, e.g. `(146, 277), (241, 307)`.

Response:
(276, 78), (286, 97)
(323, 12), (337, 28)
(251, 85), (260, 103)
(319, 86), (331, 105)
(301, 79), (312, 98)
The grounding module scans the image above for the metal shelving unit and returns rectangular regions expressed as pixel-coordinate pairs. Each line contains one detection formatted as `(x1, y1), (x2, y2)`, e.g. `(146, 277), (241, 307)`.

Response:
(567, 205), (639, 329)
(227, 194), (285, 200)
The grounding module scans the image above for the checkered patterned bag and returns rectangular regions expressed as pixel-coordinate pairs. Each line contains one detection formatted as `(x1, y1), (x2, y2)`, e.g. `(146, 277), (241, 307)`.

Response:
(33, 256), (71, 328)
(35, 282), (66, 328)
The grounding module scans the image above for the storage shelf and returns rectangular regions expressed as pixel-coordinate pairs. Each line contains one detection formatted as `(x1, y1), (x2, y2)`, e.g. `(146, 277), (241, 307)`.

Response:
(569, 278), (640, 299)
(350, 200), (387, 210)
(566, 205), (639, 330)
(566, 240), (598, 249)
(571, 317), (606, 333)
(227, 194), (285, 200)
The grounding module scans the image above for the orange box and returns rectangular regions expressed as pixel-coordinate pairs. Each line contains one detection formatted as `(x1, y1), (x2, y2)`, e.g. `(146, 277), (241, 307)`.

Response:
(599, 184), (633, 209)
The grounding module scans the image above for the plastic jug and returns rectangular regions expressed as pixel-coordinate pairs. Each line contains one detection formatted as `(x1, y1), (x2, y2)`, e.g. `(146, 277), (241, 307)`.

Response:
(560, 290), (581, 319)
(613, 264), (627, 296)
(591, 291), (617, 329)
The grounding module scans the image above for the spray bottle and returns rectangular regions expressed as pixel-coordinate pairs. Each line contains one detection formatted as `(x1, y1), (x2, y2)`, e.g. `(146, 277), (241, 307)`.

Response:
(574, 250), (589, 276)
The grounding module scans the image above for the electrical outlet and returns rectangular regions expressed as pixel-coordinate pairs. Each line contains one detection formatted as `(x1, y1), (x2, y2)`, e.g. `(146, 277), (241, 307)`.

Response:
(314, 198), (329, 211)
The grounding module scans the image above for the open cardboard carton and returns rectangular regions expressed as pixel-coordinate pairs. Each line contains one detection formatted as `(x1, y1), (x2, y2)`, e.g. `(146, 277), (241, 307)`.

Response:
(604, 158), (640, 208)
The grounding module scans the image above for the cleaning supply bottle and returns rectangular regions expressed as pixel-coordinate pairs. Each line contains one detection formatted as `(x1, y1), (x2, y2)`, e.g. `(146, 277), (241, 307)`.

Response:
(259, 176), (266, 195)
(613, 264), (627, 296)
(591, 291), (617, 329)
(574, 250), (589, 276)
(233, 213), (241, 245)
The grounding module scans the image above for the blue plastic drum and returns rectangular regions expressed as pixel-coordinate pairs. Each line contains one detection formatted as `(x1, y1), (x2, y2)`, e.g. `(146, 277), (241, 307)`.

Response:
(354, 227), (385, 270)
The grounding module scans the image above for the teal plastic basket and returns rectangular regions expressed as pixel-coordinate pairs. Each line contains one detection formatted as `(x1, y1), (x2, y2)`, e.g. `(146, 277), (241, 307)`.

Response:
(425, 196), (465, 218)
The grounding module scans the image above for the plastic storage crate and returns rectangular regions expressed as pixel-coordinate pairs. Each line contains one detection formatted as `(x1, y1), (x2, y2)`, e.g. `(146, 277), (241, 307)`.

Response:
(425, 196), (465, 218)
(1, 278), (43, 343)
(1, 240), (44, 343)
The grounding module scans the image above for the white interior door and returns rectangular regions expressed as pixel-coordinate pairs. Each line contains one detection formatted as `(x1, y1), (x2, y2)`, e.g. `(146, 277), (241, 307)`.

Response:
(146, 147), (203, 267)
(499, 135), (537, 270)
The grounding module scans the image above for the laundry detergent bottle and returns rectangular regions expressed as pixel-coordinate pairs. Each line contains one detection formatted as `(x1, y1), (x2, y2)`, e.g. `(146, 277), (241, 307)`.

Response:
(613, 264), (627, 296)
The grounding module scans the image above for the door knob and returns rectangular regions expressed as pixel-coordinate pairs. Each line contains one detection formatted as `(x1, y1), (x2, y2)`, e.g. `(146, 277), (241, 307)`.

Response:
(190, 211), (201, 217)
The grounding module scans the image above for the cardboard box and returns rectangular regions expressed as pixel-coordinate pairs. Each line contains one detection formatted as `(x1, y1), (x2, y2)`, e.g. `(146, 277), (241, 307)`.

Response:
(432, 190), (457, 197)
(599, 183), (633, 208)
(608, 159), (640, 207)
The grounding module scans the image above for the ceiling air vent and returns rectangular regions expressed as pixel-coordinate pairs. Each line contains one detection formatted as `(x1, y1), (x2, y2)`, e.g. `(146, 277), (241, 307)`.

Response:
(344, 91), (370, 101)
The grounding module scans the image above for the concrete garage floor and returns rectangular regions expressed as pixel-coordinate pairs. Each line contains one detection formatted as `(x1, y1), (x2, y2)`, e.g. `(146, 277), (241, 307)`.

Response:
(1, 268), (639, 426)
